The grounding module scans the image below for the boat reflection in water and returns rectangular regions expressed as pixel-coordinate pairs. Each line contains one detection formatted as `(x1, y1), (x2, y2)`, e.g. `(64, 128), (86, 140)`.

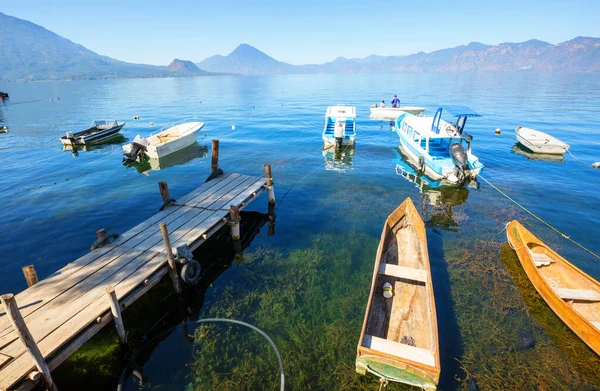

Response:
(322, 144), (355, 172)
(127, 142), (208, 175)
(395, 147), (470, 231)
(62, 134), (127, 157)
(512, 143), (565, 163)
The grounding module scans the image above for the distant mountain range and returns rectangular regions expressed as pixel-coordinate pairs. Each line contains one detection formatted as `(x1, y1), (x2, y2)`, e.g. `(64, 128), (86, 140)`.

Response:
(199, 39), (600, 74)
(0, 12), (212, 81)
(0, 11), (599, 82)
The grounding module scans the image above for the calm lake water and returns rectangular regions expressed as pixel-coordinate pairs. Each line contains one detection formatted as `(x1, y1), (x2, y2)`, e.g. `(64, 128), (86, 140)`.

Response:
(1, 73), (599, 390)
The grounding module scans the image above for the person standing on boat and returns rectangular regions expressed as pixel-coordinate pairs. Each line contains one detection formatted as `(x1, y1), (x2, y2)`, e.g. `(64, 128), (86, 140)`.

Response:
(380, 100), (386, 108)
(391, 95), (400, 108)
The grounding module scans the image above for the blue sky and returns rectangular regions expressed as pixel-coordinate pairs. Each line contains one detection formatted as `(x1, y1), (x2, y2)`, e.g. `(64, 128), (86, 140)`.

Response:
(3, 0), (600, 65)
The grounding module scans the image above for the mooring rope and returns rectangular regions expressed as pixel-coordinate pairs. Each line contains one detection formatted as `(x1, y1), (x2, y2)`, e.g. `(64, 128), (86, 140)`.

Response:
(117, 318), (285, 391)
(566, 149), (599, 168)
(479, 175), (600, 261)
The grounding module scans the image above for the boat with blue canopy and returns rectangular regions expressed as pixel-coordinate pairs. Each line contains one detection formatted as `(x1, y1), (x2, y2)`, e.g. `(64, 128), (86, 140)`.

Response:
(322, 106), (356, 147)
(395, 106), (484, 185)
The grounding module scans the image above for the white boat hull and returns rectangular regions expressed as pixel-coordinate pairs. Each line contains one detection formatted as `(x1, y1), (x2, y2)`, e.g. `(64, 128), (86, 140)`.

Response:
(515, 126), (569, 155)
(370, 106), (426, 119)
(123, 121), (204, 159)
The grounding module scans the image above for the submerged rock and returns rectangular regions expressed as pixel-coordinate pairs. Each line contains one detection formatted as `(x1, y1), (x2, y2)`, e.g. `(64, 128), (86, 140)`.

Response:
(518, 328), (535, 349)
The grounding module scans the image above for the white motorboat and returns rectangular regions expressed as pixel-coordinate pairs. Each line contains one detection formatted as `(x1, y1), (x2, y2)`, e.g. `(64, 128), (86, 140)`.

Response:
(370, 106), (426, 119)
(395, 106), (484, 185)
(515, 126), (569, 155)
(123, 120), (204, 162)
(323, 106), (356, 147)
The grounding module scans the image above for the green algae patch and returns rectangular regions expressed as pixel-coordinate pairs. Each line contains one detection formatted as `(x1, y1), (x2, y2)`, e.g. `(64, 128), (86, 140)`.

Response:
(189, 232), (412, 390)
(444, 237), (597, 390)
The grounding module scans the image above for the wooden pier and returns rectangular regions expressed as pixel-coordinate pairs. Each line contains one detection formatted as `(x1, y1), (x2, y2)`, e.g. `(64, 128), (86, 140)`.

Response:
(0, 145), (275, 390)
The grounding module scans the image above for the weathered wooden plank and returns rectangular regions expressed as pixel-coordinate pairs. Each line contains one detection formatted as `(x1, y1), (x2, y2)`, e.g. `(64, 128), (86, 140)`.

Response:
(186, 175), (251, 209)
(46, 267), (168, 373)
(219, 178), (265, 210)
(554, 288), (600, 302)
(171, 172), (233, 206)
(0, 250), (162, 389)
(204, 177), (260, 211)
(0, 249), (154, 357)
(177, 173), (241, 207)
(0, 352), (12, 369)
(0, 249), (169, 390)
(362, 334), (436, 367)
(378, 264), (428, 284)
(0, 246), (131, 340)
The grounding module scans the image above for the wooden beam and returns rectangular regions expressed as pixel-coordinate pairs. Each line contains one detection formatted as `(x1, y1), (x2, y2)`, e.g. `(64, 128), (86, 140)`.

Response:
(0, 294), (57, 391)
(159, 223), (183, 295)
(211, 140), (219, 173)
(230, 205), (240, 241)
(104, 286), (127, 344)
(553, 288), (600, 302)
(21, 266), (38, 288)
(362, 334), (435, 367)
(378, 264), (427, 284)
(158, 182), (171, 203)
(264, 164), (275, 204)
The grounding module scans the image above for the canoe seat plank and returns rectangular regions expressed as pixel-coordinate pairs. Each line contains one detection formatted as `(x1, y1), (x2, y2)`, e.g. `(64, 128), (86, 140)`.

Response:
(362, 334), (435, 367)
(553, 288), (600, 302)
(530, 252), (555, 267)
(378, 264), (427, 284)
(592, 321), (600, 330)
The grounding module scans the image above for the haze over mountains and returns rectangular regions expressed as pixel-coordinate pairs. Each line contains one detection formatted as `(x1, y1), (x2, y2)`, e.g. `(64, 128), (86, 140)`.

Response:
(1, 11), (599, 82)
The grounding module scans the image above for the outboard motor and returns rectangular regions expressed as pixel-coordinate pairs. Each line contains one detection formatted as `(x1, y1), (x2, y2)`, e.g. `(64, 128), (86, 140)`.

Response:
(334, 119), (346, 148)
(123, 135), (149, 163)
(65, 131), (76, 144)
(449, 142), (469, 172)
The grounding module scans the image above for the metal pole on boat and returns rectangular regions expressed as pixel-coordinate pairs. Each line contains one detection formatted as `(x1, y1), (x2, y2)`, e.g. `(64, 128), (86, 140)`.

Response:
(159, 223), (183, 295)
(264, 164), (275, 205)
(1, 294), (58, 391)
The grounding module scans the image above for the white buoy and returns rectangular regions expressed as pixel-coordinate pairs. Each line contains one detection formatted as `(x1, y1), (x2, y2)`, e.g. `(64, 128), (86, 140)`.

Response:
(495, 128), (501, 135)
(592, 162), (600, 169)
(231, 125), (236, 130)
(150, 122), (154, 126)
(383, 282), (393, 299)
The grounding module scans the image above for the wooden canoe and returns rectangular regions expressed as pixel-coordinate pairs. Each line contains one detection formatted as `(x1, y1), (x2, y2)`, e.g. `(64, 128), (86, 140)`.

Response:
(356, 197), (440, 389)
(506, 221), (600, 356)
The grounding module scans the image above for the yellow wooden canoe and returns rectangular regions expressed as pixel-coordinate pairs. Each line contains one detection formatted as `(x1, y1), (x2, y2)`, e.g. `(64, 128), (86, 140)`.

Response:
(506, 220), (600, 356)
(356, 197), (440, 389)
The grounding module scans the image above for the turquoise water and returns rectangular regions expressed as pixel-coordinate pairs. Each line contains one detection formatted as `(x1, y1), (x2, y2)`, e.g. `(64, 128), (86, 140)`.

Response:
(1, 74), (600, 390)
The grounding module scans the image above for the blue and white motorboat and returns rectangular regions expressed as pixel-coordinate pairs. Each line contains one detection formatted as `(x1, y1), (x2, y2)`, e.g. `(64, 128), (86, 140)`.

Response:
(395, 106), (484, 184)
(322, 106), (356, 147)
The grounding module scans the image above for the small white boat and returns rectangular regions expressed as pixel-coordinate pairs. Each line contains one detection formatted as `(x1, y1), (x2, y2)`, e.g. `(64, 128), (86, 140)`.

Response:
(515, 126), (569, 155)
(370, 106), (426, 119)
(323, 106), (356, 147)
(123, 120), (204, 162)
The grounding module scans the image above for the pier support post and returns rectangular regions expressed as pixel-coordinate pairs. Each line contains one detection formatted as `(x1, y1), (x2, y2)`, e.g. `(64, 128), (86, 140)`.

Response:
(104, 286), (127, 345)
(158, 182), (171, 202)
(1, 294), (57, 391)
(159, 223), (183, 295)
(268, 203), (276, 236)
(211, 140), (220, 174)
(22, 265), (39, 287)
(230, 205), (240, 241)
(264, 164), (275, 205)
